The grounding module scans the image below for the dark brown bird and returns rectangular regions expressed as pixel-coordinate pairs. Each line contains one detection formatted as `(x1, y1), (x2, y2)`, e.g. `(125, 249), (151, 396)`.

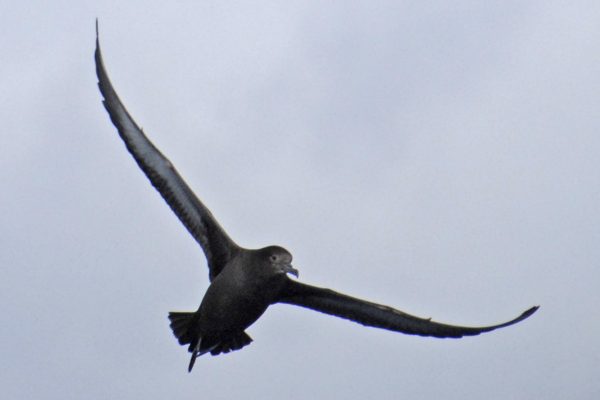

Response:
(94, 24), (538, 373)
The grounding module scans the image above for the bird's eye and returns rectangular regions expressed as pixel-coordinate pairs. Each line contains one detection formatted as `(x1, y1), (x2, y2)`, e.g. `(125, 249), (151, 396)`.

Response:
(270, 255), (277, 262)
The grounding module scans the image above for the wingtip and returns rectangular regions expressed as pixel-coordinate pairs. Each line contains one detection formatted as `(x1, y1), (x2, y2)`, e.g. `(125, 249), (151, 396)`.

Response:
(94, 19), (101, 57)
(525, 305), (540, 317)
(517, 305), (539, 323)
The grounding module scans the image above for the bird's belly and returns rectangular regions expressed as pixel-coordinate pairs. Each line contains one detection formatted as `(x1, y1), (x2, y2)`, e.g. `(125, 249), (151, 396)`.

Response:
(196, 284), (270, 334)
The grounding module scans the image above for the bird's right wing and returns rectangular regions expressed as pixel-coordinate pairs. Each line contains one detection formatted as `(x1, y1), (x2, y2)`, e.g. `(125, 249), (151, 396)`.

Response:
(95, 24), (238, 280)
(277, 280), (538, 338)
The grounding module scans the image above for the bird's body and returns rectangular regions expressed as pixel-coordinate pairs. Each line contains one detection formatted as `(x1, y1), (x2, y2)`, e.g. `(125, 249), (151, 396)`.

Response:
(95, 22), (538, 373)
(170, 246), (295, 370)
(197, 247), (291, 339)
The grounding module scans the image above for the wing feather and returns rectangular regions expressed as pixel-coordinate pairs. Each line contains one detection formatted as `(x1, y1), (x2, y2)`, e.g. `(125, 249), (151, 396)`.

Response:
(94, 24), (237, 280)
(277, 280), (538, 338)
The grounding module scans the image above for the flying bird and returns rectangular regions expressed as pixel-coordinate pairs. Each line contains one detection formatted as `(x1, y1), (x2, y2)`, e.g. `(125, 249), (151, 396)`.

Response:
(94, 26), (538, 373)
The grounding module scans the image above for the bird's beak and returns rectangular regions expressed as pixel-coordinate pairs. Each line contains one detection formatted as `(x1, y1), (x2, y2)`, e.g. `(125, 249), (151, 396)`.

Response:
(280, 263), (299, 278)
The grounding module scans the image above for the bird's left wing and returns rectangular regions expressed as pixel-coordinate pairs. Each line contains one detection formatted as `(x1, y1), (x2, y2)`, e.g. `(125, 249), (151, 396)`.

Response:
(276, 280), (538, 338)
(94, 24), (238, 280)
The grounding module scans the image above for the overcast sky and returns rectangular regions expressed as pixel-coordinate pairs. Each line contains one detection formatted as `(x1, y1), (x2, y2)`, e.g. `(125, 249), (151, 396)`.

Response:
(2, 1), (599, 399)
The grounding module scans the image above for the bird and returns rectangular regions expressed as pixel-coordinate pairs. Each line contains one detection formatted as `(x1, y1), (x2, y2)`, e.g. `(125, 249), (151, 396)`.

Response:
(94, 25), (538, 373)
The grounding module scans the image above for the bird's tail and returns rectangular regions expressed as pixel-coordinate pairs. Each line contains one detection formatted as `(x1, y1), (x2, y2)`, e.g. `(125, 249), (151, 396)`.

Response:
(168, 311), (254, 372)
(208, 331), (253, 355)
(168, 311), (195, 345)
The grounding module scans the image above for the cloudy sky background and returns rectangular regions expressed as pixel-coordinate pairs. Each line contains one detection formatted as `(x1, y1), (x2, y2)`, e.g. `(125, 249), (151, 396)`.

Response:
(2, 1), (599, 399)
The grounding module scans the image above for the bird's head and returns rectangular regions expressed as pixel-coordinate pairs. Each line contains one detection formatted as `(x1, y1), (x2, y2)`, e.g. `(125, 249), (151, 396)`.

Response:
(259, 245), (298, 278)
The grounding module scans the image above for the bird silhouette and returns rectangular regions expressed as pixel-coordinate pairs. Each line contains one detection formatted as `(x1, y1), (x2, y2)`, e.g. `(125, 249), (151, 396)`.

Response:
(94, 24), (538, 372)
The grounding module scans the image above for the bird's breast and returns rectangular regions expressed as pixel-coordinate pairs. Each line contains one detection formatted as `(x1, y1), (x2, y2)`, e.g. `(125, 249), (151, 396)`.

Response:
(196, 269), (286, 333)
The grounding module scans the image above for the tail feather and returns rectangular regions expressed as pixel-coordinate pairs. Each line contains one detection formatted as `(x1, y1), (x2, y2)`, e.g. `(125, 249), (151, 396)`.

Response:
(209, 331), (253, 356)
(168, 312), (254, 370)
(168, 312), (195, 345)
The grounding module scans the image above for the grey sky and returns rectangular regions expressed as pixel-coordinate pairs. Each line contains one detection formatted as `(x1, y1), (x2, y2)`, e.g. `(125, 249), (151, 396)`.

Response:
(2, 1), (599, 399)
